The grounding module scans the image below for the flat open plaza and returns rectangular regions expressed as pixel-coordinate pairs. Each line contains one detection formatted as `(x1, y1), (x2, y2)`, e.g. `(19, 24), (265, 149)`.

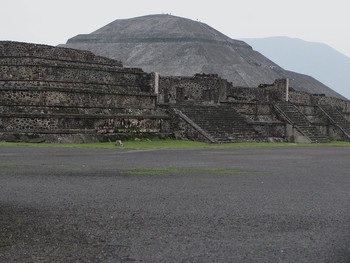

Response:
(0, 145), (349, 262)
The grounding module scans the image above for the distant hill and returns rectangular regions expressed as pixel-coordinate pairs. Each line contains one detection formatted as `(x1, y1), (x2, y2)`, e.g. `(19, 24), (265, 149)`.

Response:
(243, 36), (350, 99)
(59, 15), (345, 99)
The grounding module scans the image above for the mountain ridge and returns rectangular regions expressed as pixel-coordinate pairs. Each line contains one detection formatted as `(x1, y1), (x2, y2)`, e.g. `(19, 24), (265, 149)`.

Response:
(243, 36), (350, 99)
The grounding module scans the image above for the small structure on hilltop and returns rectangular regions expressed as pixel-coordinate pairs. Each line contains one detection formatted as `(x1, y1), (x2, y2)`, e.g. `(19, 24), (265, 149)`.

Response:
(0, 41), (349, 143)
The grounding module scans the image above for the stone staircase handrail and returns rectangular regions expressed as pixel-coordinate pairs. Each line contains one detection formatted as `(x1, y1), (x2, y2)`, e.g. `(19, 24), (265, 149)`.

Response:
(272, 103), (295, 125)
(171, 108), (217, 143)
(273, 102), (329, 143)
(318, 105), (350, 138)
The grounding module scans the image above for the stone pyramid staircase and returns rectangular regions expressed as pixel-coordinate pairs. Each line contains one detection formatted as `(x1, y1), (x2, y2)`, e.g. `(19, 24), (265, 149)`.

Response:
(273, 102), (329, 143)
(318, 104), (350, 140)
(172, 105), (265, 143)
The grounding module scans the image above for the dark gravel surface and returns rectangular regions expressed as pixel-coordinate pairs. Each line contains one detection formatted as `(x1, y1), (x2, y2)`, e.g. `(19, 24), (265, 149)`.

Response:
(0, 145), (349, 262)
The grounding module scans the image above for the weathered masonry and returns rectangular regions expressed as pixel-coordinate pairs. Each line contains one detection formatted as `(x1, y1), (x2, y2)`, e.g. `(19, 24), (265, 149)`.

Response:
(0, 42), (170, 143)
(1, 41), (350, 143)
(159, 76), (350, 143)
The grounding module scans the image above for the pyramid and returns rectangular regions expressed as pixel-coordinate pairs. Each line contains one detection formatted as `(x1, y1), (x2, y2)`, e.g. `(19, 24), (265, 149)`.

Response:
(61, 14), (344, 99)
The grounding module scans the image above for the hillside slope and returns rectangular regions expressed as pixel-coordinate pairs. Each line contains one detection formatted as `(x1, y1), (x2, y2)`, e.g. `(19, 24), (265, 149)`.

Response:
(243, 36), (350, 99)
(61, 15), (345, 99)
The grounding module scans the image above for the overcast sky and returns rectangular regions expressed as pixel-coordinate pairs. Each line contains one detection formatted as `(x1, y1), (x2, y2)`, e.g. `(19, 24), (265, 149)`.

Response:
(1, 0), (349, 57)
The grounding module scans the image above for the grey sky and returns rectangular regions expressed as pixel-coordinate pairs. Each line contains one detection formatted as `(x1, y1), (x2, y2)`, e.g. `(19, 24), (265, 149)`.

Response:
(1, 0), (350, 57)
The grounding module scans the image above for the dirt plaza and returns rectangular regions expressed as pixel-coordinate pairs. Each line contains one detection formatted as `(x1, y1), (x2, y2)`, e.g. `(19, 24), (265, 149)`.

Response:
(0, 145), (349, 262)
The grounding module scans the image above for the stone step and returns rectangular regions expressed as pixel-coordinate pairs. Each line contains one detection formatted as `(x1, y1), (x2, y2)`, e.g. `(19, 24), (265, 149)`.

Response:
(275, 102), (329, 143)
(318, 104), (350, 140)
(176, 105), (265, 143)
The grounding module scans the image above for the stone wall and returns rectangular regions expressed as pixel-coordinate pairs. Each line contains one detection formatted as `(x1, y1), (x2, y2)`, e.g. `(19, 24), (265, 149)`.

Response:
(170, 116), (211, 143)
(0, 41), (123, 67)
(227, 87), (265, 102)
(227, 79), (288, 103)
(0, 42), (170, 142)
(316, 95), (350, 120)
(1, 41), (349, 143)
(0, 82), (156, 109)
(159, 74), (350, 142)
(158, 74), (227, 104)
(227, 78), (350, 116)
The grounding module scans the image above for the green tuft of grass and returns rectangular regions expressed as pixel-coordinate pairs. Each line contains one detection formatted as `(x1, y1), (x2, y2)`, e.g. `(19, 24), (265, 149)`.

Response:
(0, 163), (15, 168)
(1, 140), (350, 150)
(123, 167), (263, 176)
(0, 239), (9, 248)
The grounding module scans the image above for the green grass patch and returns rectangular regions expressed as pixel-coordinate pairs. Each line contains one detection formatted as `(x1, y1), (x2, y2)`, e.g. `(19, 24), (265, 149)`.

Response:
(0, 239), (9, 248)
(0, 140), (212, 149)
(0, 213), (25, 248)
(123, 167), (262, 176)
(1, 140), (350, 150)
(0, 163), (15, 168)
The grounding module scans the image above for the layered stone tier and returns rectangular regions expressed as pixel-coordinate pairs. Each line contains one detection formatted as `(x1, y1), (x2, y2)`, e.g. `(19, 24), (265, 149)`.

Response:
(0, 42), (169, 142)
(1, 41), (350, 143)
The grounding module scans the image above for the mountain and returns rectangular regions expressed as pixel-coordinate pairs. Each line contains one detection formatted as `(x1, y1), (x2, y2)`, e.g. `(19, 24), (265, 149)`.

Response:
(60, 14), (345, 99)
(243, 36), (350, 99)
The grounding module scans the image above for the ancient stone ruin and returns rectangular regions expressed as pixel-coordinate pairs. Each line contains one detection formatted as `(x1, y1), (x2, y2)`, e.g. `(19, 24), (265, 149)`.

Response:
(1, 41), (350, 143)
(0, 42), (169, 143)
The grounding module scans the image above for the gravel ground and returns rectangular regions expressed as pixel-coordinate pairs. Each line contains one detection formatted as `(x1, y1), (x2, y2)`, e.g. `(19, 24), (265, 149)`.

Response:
(0, 145), (349, 262)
